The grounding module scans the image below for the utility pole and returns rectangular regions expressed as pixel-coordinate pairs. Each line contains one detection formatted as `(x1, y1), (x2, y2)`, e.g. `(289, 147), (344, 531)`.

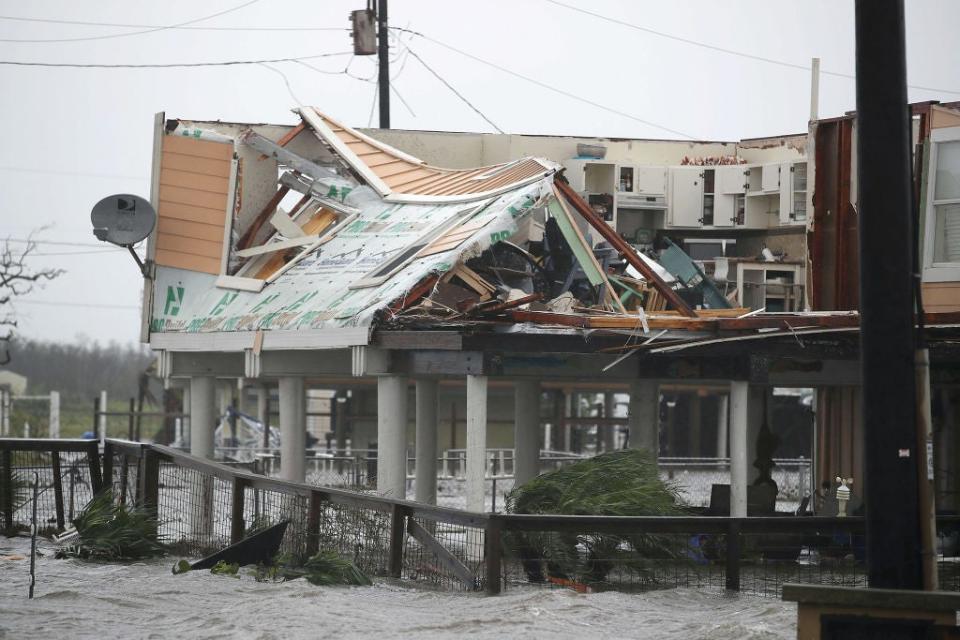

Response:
(377, 0), (390, 129)
(854, 0), (923, 590)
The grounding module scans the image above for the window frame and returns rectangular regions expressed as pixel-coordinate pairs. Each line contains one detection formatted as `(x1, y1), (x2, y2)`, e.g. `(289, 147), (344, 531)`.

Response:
(922, 127), (960, 282)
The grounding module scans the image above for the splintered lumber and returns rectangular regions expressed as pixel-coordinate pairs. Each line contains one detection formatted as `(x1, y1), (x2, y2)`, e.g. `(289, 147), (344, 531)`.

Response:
(554, 178), (696, 318)
(445, 264), (496, 299)
(387, 274), (440, 314)
(508, 310), (870, 332)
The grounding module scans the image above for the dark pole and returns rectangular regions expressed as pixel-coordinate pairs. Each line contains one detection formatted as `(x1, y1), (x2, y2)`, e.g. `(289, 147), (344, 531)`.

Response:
(377, 0), (390, 128)
(854, 0), (922, 590)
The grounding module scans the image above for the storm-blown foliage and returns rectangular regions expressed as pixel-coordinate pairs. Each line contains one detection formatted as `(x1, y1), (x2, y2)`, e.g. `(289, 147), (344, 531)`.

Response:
(58, 491), (167, 561)
(505, 449), (688, 586)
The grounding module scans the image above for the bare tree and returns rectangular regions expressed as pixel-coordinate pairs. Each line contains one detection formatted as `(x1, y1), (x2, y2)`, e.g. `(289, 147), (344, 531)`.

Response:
(0, 234), (64, 364)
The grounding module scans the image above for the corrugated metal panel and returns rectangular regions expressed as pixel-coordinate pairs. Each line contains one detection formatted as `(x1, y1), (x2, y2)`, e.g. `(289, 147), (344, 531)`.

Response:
(155, 135), (232, 275)
(306, 108), (552, 198)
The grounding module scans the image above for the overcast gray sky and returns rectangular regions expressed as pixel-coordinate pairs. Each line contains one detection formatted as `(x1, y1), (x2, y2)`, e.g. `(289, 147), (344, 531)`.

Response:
(1, 0), (958, 346)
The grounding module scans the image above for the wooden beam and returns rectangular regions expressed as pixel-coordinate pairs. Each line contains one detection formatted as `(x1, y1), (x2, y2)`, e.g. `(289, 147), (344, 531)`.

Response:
(554, 178), (696, 317)
(407, 518), (476, 589)
(258, 122), (305, 160)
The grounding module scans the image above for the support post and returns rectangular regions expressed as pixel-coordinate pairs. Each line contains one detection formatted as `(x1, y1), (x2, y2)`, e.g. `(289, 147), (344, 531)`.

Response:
(415, 379), (438, 505)
(388, 503), (406, 578)
(2, 449), (13, 531)
(306, 491), (323, 557)
(465, 375), (488, 512)
(51, 451), (64, 530)
(127, 397), (136, 441)
(485, 515), (504, 595)
(514, 380), (541, 488)
(854, 0), (922, 590)
(138, 447), (160, 537)
(377, 0), (390, 129)
(48, 391), (59, 439)
(716, 394), (729, 458)
(189, 377), (216, 460)
(730, 382), (749, 518)
(628, 380), (659, 458)
(377, 375), (408, 498)
(725, 519), (742, 591)
(258, 383), (271, 450)
(279, 377), (306, 483)
(230, 478), (247, 544)
(98, 390), (108, 445)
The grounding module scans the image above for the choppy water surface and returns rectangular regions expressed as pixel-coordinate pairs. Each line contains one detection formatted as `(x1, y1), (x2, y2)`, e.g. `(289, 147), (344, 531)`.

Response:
(1, 537), (795, 640)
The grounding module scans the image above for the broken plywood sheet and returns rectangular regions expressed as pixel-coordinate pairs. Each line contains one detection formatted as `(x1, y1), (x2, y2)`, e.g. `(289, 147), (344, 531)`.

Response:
(150, 179), (551, 333)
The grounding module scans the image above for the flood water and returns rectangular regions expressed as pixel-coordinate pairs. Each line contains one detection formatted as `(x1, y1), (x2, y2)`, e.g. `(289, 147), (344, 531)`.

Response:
(0, 536), (796, 640)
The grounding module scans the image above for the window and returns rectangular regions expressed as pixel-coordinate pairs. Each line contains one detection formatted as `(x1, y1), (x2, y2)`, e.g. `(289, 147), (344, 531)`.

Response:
(924, 128), (960, 281)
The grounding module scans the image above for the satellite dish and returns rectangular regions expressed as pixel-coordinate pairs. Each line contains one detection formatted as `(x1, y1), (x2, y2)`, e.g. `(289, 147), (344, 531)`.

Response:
(91, 194), (156, 246)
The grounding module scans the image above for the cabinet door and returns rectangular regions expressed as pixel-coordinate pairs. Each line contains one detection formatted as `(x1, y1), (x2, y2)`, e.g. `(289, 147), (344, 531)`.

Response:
(779, 162), (794, 225)
(668, 167), (704, 227)
(562, 159), (587, 192)
(713, 194), (735, 227)
(761, 163), (781, 192)
(634, 166), (667, 195)
(716, 165), (747, 194)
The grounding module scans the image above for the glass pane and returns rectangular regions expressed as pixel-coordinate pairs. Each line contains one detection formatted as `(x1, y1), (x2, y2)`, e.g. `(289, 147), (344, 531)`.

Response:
(934, 202), (960, 263)
(619, 167), (633, 192)
(793, 163), (807, 191)
(793, 192), (807, 220)
(935, 141), (960, 201)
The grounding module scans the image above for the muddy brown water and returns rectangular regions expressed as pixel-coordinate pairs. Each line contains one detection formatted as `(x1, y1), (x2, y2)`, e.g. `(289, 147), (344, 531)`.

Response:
(0, 537), (796, 639)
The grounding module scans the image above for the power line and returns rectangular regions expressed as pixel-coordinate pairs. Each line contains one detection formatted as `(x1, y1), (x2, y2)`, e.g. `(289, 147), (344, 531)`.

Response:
(0, 50), (353, 69)
(406, 47), (503, 134)
(0, 14), (347, 33)
(0, 0), (263, 43)
(0, 165), (147, 180)
(11, 299), (140, 310)
(392, 27), (696, 139)
(5, 238), (115, 248)
(543, 0), (960, 97)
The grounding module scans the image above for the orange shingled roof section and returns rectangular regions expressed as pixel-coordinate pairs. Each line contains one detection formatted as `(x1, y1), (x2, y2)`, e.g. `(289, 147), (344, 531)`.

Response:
(311, 108), (552, 197)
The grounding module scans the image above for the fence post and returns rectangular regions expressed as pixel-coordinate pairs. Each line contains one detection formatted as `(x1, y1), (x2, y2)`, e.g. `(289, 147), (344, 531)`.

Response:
(230, 478), (247, 544)
(2, 449), (13, 531)
(485, 515), (503, 595)
(102, 440), (114, 490)
(87, 441), (103, 494)
(306, 491), (324, 557)
(725, 518), (741, 592)
(51, 451), (65, 530)
(138, 447), (160, 536)
(388, 503), (407, 578)
(127, 398), (136, 441)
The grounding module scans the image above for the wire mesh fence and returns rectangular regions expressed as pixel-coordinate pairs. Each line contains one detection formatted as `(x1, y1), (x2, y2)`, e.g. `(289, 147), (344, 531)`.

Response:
(1, 440), (101, 534)
(3, 438), (960, 600)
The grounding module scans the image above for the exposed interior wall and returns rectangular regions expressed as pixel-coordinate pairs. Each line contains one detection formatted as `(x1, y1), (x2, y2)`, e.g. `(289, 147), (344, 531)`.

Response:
(155, 135), (233, 275)
(737, 134), (807, 163)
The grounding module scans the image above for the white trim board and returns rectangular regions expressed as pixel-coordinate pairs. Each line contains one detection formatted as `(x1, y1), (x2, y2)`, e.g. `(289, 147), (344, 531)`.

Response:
(150, 327), (370, 352)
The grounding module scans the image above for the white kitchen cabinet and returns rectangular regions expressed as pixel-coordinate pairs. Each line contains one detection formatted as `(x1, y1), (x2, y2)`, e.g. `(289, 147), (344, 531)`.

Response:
(716, 165), (748, 194)
(761, 163), (781, 193)
(778, 161), (808, 225)
(634, 166), (667, 195)
(713, 194), (736, 227)
(668, 167), (704, 227)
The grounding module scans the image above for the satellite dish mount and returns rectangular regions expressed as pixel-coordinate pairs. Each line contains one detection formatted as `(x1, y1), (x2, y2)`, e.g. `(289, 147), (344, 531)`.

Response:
(90, 194), (157, 276)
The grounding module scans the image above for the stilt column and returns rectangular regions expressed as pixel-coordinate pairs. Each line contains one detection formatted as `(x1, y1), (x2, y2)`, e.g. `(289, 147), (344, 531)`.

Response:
(465, 375), (488, 512)
(415, 379), (439, 505)
(190, 376), (216, 459)
(628, 380), (659, 457)
(514, 380), (541, 488)
(279, 377), (305, 483)
(377, 375), (408, 498)
(730, 381), (749, 517)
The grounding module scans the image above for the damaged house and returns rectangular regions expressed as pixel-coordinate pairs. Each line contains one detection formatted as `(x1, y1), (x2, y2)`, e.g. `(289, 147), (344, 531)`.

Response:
(142, 104), (960, 515)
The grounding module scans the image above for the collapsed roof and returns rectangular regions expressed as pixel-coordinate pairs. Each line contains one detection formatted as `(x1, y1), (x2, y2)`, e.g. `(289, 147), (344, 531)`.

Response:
(147, 107), (958, 357)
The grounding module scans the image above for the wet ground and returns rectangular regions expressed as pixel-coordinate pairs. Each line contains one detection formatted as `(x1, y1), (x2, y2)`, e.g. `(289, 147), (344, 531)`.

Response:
(0, 536), (796, 640)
